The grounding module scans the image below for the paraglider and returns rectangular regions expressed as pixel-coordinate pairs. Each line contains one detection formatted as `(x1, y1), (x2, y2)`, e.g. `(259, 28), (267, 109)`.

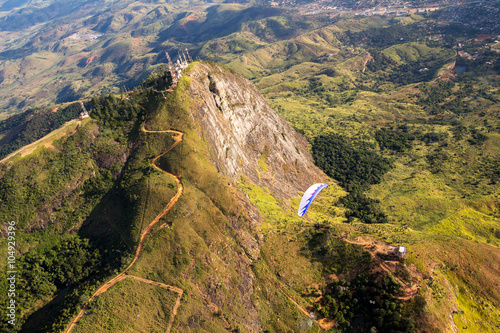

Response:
(298, 183), (328, 217)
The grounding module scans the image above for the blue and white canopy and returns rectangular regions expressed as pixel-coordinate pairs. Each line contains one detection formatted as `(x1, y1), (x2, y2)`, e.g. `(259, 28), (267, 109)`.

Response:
(297, 183), (329, 217)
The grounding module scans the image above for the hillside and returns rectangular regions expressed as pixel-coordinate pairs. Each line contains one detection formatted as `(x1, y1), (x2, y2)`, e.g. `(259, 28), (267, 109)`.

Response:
(0, 61), (445, 332)
(1, 2), (500, 332)
(1, 0), (496, 121)
(0, 62), (307, 331)
(0, 0), (284, 118)
(218, 11), (500, 333)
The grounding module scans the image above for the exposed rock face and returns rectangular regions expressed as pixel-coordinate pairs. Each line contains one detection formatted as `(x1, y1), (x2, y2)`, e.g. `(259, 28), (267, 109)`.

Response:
(179, 62), (328, 331)
(186, 62), (328, 201)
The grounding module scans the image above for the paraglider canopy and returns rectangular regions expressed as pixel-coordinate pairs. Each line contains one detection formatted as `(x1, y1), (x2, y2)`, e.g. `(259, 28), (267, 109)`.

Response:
(298, 183), (328, 217)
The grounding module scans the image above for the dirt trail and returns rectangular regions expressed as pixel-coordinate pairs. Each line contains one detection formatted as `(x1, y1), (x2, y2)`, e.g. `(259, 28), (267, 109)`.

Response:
(127, 276), (183, 332)
(0, 119), (80, 164)
(277, 286), (334, 330)
(260, 260), (333, 331)
(64, 93), (184, 333)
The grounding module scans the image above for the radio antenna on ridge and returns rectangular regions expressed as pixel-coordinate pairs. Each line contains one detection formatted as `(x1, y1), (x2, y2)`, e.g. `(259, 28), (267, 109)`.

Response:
(166, 52), (177, 83)
(185, 48), (193, 62)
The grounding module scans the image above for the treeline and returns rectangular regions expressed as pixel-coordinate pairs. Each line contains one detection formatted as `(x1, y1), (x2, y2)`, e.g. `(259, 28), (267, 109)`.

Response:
(0, 102), (84, 159)
(320, 272), (421, 332)
(312, 133), (391, 223)
(307, 230), (424, 331)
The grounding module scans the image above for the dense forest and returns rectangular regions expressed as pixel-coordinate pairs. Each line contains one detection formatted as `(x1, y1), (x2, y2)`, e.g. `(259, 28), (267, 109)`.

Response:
(321, 272), (421, 332)
(307, 230), (424, 331)
(312, 133), (391, 223)
(312, 133), (392, 190)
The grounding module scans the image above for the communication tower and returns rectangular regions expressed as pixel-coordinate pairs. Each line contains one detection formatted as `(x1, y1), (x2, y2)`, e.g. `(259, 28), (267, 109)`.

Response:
(166, 52), (178, 83)
(185, 48), (193, 62)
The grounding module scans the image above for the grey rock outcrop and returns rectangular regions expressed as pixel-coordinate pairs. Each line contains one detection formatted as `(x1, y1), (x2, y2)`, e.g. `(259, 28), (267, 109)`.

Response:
(186, 62), (328, 202)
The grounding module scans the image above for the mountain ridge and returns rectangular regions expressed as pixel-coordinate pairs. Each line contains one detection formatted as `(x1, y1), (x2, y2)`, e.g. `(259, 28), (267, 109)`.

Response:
(1, 26), (499, 329)
(0, 61), (331, 332)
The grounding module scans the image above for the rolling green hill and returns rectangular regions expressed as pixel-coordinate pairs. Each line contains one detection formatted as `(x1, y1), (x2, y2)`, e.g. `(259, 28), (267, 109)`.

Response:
(0, 0), (289, 118)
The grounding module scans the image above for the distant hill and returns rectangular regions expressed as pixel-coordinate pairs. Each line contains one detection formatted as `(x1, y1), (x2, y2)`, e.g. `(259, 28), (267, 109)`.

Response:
(0, 0), (283, 118)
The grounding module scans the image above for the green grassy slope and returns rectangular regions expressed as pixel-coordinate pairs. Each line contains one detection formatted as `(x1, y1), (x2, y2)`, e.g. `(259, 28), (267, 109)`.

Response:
(201, 13), (500, 331)
(73, 278), (177, 333)
(0, 88), (182, 331)
(0, 64), (316, 332)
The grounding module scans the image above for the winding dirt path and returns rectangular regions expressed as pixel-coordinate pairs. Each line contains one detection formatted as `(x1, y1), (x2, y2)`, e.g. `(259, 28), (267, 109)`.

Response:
(64, 96), (184, 333)
(276, 285), (335, 331)
(260, 261), (333, 331)
(126, 276), (183, 332)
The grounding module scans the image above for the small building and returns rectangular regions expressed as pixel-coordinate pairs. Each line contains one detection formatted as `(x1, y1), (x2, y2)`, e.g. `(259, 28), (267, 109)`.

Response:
(79, 110), (89, 120)
(398, 246), (407, 257)
(79, 101), (89, 119)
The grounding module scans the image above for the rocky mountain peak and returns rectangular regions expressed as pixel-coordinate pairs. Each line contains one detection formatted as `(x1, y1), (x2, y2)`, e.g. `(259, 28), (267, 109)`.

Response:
(186, 62), (328, 201)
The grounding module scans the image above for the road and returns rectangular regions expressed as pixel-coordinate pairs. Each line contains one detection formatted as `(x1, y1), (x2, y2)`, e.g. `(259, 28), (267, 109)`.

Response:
(0, 119), (80, 164)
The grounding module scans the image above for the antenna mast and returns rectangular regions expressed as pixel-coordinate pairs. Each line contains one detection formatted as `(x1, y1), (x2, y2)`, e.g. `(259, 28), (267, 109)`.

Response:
(166, 51), (177, 83)
(185, 48), (193, 62)
(180, 50), (187, 64)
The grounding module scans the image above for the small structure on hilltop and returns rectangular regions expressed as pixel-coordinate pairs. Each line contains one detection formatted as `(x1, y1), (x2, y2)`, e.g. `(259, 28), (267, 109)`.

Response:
(79, 101), (89, 119)
(185, 47), (193, 62)
(166, 50), (191, 85)
(385, 244), (407, 259)
(79, 111), (89, 120)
